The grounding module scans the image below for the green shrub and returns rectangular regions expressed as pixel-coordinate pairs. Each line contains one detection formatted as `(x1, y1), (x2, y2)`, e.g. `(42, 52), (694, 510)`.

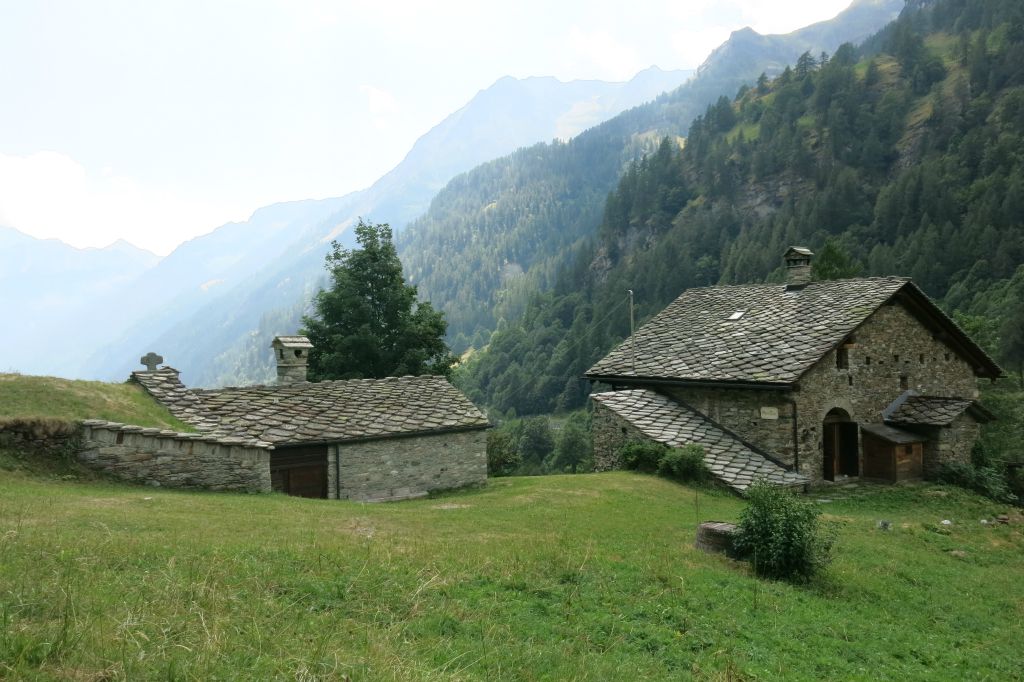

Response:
(732, 481), (833, 583)
(936, 461), (1016, 503)
(1008, 467), (1024, 504)
(657, 444), (710, 482)
(620, 441), (710, 483)
(620, 441), (666, 473)
(486, 430), (520, 477)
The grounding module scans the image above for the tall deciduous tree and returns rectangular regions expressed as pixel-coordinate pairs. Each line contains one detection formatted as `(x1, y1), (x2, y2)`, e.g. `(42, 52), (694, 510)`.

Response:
(303, 219), (455, 381)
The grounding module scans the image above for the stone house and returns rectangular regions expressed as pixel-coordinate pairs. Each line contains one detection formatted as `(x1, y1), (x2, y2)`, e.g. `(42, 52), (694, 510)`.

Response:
(584, 247), (1002, 492)
(117, 335), (490, 501)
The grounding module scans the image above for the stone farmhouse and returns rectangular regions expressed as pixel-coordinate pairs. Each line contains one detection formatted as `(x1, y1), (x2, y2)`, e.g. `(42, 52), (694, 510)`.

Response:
(585, 247), (1002, 492)
(80, 336), (489, 501)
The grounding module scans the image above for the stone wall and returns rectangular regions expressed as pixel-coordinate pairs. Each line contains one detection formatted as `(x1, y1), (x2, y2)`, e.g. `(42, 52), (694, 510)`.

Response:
(794, 303), (979, 483)
(661, 387), (795, 464)
(591, 401), (653, 471)
(331, 429), (487, 502)
(0, 418), (80, 454)
(78, 421), (271, 492)
(921, 414), (978, 477)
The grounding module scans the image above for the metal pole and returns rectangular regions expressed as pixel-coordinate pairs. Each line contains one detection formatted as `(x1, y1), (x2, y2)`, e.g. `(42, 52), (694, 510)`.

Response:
(628, 289), (636, 375)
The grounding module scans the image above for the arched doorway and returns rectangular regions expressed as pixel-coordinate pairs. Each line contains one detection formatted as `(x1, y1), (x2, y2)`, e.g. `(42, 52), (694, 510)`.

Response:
(823, 408), (859, 481)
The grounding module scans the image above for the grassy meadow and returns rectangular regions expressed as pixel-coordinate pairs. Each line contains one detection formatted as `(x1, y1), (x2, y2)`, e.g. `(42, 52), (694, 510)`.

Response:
(0, 373), (192, 431)
(1, 465), (1022, 680)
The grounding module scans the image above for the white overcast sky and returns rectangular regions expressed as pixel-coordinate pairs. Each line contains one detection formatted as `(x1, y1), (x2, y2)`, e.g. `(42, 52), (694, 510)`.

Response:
(0, 0), (851, 255)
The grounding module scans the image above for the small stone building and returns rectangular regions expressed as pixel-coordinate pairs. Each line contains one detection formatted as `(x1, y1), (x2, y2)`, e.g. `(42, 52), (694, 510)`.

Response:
(127, 336), (490, 501)
(585, 247), (1002, 492)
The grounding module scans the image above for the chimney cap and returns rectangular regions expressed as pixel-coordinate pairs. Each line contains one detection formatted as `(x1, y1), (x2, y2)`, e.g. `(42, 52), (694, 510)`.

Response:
(784, 246), (813, 259)
(271, 335), (313, 350)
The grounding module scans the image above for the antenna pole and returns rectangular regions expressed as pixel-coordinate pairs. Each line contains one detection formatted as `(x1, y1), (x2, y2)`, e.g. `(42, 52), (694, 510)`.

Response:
(628, 289), (636, 375)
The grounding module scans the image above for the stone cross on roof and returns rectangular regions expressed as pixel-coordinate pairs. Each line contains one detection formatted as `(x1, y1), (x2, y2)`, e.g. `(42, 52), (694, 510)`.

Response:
(140, 352), (164, 371)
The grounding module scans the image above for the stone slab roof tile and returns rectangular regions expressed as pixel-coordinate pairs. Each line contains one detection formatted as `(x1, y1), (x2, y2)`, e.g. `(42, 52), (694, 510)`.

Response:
(133, 368), (488, 446)
(887, 395), (980, 426)
(586, 278), (910, 384)
(592, 389), (807, 493)
(196, 375), (490, 445)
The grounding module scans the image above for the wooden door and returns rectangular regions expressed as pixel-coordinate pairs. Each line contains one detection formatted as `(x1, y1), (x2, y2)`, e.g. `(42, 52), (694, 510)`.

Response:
(823, 423), (838, 481)
(270, 445), (328, 498)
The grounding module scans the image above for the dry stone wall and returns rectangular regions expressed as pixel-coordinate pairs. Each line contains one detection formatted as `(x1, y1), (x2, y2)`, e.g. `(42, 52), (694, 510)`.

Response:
(332, 429), (487, 502)
(591, 401), (652, 471)
(661, 387), (795, 464)
(78, 421), (271, 492)
(795, 303), (980, 483)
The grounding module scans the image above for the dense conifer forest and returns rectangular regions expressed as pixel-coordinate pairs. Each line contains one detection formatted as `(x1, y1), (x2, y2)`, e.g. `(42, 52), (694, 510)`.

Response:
(453, 0), (1024, 417)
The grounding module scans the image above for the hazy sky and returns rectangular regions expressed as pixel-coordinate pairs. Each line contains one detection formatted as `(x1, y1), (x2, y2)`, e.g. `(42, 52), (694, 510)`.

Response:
(0, 0), (851, 255)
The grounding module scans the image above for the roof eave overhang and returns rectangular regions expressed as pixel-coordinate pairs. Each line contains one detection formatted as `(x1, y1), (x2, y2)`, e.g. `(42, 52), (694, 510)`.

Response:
(266, 422), (492, 449)
(584, 374), (794, 392)
(895, 283), (1004, 379)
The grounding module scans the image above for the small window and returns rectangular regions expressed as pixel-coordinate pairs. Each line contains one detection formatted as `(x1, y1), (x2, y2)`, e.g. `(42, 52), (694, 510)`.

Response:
(294, 349), (303, 358)
(278, 348), (284, 360)
(945, 353), (951, 362)
(837, 347), (849, 369)
(865, 356), (872, 366)
(919, 353), (925, 363)
(848, 375), (854, 386)
(900, 374), (909, 390)
(115, 432), (124, 445)
(893, 354), (899, 363)
(621, 427), (627, 435)
(727, 311), (745, 321)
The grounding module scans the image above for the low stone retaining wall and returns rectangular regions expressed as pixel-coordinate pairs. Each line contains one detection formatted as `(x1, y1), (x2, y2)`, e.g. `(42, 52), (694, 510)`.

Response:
(0, 418), (80, 453)
(78, 421), (271, 492)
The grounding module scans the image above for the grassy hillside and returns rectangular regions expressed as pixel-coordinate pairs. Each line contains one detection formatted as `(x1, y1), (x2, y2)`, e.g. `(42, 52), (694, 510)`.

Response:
(1, 471), (1021, 680)
(0, 373), (192, 431)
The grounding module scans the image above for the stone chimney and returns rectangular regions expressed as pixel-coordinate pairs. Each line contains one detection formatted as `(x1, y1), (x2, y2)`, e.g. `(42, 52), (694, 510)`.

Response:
(784, 246), (813, 289)
(271, 335), (313, 385)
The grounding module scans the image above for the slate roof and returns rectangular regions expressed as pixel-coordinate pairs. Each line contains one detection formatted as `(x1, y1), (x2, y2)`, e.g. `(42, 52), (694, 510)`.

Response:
(585, 277), (1001, 385)
(131, 368), (234, 435)
(886, 395), (992, 426)
(272, 336), (313, 349)
(80, 419), (270, 449)
(132, 368), (489, 446)
(860, 422), (925, 444)
(591, 389), (808, 493)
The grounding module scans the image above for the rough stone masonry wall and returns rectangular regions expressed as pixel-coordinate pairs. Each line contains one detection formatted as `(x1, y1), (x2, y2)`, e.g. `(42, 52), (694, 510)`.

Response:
(333, 429), (487, 502)
(661, 387), (795, 465)
(78, 422), (271, 492)
(795, 303), (980, 483)
(591, 401), (654, 471)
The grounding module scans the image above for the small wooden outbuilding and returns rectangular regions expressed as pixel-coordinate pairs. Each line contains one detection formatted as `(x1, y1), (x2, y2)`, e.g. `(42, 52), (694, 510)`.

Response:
(860, 423), (925, 483)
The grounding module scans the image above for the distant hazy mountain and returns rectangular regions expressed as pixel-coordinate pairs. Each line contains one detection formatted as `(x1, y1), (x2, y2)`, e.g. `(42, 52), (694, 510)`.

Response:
(45, 67), (693, 382)
(695, 0), (904, 82)
(0, 226), (158, 375)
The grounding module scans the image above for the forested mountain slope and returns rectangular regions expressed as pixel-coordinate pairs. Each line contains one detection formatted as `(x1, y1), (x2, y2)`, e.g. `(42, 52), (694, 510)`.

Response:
(396, 0), (903, 353)
(457, 0), (1024, 416)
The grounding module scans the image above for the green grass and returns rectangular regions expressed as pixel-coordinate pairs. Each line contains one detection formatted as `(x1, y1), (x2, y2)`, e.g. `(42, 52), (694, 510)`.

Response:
(0, 373), (192, 431)
(1, 470), (1021, 680)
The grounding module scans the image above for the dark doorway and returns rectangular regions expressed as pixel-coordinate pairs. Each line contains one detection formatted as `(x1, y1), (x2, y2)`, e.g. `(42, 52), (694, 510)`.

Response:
(270, 445), (328, 498)
(823, 408), (859, 481)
